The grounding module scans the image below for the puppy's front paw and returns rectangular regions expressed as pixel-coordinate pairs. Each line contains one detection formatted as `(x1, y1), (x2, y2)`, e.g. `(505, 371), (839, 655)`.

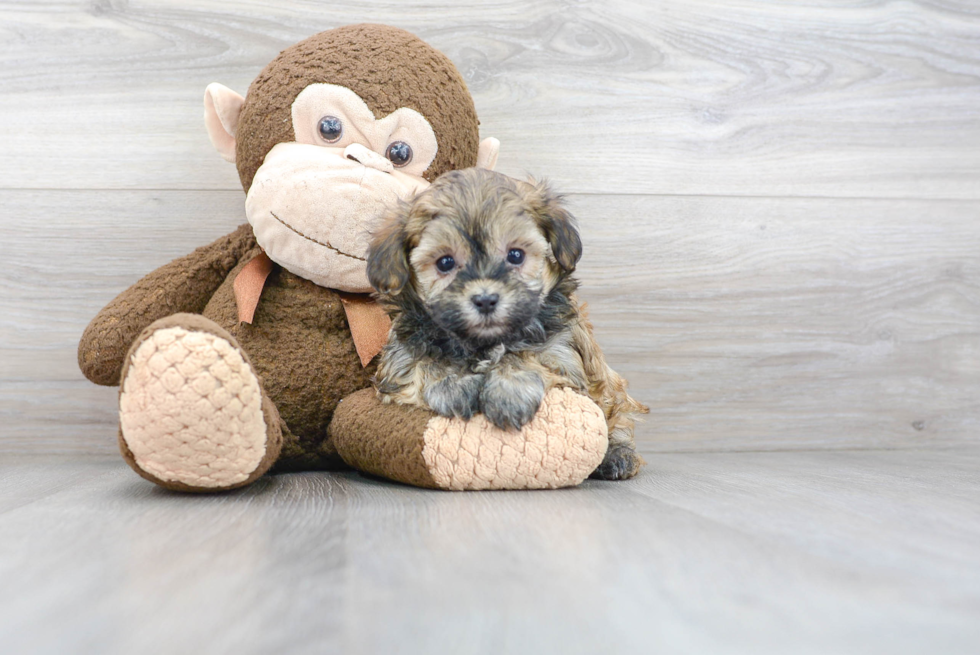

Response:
(424, 374), (484, 420)
(590, 445), (644, 481)
(480, 370), (545, 431)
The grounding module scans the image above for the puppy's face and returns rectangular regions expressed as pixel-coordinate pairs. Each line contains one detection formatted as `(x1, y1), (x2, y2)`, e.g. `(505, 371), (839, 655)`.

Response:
(368, 168), (582, 346)
(411, 196), (550, 342)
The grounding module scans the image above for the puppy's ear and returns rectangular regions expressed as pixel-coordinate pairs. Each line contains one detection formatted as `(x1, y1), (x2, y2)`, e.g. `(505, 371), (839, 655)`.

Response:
(525, 179), (583, 272)
(367, 210), (412, 295)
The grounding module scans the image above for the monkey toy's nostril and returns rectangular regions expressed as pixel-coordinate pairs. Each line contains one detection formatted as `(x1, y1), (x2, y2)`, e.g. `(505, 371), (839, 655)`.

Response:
(471, 293), (499, 315)
(343, 143), (394, 174)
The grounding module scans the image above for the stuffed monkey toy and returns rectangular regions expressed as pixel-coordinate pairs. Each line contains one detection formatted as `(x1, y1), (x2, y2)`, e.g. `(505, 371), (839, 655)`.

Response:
(78, 24), (610, 492)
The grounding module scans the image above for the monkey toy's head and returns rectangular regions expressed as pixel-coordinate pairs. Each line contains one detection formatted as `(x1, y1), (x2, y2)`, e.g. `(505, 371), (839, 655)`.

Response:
(203, 24), (500, 292)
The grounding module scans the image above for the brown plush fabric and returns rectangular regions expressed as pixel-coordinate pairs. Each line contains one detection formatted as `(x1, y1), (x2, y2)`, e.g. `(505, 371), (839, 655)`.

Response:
(330, 388), (440, 488)
(116, 313), (284, 493)
(235, 24), (479, 190)
(78, 224), (255, 386)
(200, 236), (376, 471)
(81, 225), (376, 471)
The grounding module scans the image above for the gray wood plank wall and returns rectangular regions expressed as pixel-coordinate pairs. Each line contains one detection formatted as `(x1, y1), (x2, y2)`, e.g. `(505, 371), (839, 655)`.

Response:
(1, 0), (978, 456)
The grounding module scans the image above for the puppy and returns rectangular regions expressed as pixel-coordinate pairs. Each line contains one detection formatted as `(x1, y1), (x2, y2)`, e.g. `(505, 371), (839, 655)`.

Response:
(366, 167), (648, 480)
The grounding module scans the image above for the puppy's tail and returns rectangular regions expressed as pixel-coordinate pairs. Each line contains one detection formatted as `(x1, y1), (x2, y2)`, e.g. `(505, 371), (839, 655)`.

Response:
(570, 301), (649, 429)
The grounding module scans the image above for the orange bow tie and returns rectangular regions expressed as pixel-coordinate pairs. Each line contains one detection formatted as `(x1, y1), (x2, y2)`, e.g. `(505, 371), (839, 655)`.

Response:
(233, 251), (391, 367)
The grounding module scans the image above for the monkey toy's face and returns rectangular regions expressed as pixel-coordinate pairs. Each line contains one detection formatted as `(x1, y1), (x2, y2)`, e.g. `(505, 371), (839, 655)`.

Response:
(244, 83), (437, 290)
(202, 25), (499, 294)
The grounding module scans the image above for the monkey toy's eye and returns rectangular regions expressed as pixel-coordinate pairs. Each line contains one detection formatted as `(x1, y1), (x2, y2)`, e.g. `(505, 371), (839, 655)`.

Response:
(317, 116), (343, 143)
(385, 141), (413, 167)
(507, 248), (525, 265)
(435, 255), (456, 273)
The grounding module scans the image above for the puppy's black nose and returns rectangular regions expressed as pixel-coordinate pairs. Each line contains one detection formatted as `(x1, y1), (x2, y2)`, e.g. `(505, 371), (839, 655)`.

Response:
(471, 293), (499, 315)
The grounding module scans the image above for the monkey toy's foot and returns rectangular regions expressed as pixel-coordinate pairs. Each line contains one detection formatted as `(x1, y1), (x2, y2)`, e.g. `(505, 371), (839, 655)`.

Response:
(118, 314), (282, 492)
(332, 386), (610, 490)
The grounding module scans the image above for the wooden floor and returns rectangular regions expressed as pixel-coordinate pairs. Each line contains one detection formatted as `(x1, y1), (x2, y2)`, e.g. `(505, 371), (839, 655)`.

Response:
(2, 448), (979, 654)
(2, 1), (979, 652)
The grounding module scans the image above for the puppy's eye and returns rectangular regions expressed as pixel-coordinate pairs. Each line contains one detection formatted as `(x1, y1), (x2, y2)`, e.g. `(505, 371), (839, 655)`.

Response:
(318, 116), (343, 143)
(436, 255), (456, 273)
(385, 141), (413, 167)
(506, 249), (525, 265)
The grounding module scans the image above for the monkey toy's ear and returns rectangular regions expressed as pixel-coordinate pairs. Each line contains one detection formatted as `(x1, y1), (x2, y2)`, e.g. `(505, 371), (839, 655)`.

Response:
(204, 83), (246, 163)
(476, 137), (500, 170)
(526, 180), (583, 272)
(367, 215), (413, 296)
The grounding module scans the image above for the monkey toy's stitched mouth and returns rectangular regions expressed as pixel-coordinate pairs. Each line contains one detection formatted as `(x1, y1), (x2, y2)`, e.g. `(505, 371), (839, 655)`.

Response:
(269, 211), (365, 262)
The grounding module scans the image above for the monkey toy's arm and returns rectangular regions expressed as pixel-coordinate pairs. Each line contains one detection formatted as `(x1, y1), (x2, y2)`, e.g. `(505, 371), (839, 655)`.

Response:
(77, 224), (256, 386)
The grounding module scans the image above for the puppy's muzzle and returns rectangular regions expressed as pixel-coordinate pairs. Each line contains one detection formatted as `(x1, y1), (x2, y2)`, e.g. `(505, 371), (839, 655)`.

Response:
(471, 293), (499, 315)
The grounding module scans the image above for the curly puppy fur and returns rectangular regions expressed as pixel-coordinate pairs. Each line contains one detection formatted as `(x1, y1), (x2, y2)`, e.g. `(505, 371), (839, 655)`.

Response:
(367, 168), (648, 479)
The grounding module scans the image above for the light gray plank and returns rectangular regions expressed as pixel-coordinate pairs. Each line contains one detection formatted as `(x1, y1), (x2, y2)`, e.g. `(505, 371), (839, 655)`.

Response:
(0, 449), (977, 654)
(1, 190), (977, 455)
(569, 193), (980, 452)
(0, 1), (978, 197)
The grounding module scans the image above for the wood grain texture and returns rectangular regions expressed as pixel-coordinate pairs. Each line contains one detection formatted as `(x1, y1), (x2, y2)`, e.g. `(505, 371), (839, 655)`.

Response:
(568, 193), (980, 451)
(0, 0), (978, 197)
(1, 450), (978, 654)
(2, 190), (977, 455)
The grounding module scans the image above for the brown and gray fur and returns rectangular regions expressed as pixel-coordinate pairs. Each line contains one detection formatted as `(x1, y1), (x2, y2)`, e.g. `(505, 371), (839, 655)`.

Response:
(367, 168), (648, 480)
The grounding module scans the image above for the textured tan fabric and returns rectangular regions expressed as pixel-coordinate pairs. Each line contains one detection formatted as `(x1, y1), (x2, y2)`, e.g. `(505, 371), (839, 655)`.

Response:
(117, 314), (283, 492)
(421, 387), (608, 490)
(331, 387), (608, 490)
(120, 325), (268, 487)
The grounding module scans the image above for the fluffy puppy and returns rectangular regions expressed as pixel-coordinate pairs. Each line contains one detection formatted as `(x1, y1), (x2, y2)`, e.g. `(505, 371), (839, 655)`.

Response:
(367, 167), (648, 480)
